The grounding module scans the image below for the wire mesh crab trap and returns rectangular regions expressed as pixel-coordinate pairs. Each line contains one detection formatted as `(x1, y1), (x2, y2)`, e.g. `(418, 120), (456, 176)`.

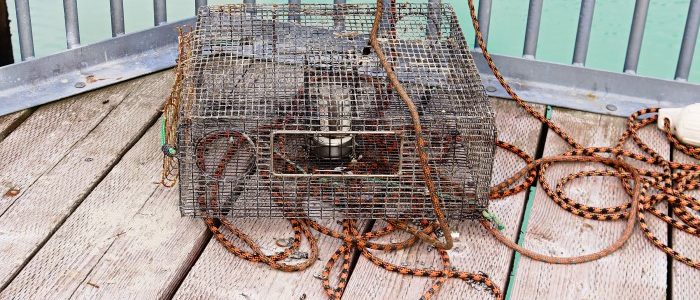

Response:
(171, 3), (496, 219)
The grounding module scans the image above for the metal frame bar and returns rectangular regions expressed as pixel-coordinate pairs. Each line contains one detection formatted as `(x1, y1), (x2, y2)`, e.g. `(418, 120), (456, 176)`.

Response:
(14, 0), (34, 60)
(624, 0), (650, 74)
(62, 0), (80, 49)
(522, 0), (543, 59)
(110, 0), (125, 37)
(675, 0), (700, 81)
(572, 0), (595, 66)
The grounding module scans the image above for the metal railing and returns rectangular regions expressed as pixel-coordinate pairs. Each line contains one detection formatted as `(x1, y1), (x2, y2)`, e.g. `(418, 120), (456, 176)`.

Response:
(13, 0), (207, 59)
(12, 0), (697, 75)
(1, 0), (699, 117)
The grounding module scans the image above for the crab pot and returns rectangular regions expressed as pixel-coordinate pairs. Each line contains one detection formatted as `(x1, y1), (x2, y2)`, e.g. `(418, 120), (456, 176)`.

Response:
(175, 3), (496, 220)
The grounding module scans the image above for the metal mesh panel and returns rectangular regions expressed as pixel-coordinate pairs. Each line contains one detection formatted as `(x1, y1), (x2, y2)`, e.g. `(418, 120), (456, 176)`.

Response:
(176, 3), (496, 220)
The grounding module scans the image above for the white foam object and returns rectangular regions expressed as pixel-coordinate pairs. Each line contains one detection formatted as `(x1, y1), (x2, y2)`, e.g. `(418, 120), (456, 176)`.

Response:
(658, 103), (700, 147)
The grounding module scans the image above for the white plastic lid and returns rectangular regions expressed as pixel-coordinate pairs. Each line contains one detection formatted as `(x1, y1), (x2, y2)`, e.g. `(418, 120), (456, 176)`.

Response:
(658, 103), (700, 147)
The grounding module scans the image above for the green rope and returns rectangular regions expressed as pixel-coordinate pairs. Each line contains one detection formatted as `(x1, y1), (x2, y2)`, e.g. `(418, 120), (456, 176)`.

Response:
(161, 116), (177, 156)
(482, 210), (505, 231)
(161, 116), (166, 146)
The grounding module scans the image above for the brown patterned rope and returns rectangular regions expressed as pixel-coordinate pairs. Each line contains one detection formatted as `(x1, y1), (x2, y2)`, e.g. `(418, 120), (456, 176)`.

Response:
(161, 26), (192, 187)
(194, 131), (320, 272)
(368, 0), (455, 251)
(465, 0), (700, 273)
(160, 1), (700, 299)
(191, 124), (505, 299)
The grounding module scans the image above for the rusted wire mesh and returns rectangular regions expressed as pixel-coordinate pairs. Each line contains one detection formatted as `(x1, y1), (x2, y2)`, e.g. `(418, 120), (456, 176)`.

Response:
(167, 3), (496, 219)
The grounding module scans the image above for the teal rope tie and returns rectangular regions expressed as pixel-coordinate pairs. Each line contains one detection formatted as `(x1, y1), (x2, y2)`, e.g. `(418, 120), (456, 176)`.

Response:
(161, 116), (177, 157)
(483, 210), (505, 231)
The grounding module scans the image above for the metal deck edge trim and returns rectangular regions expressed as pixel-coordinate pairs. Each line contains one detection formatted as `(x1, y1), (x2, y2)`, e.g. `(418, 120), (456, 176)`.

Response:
(0, 16), (698, 117)
(0, 18), (194, 116)
(473, 53), (700, 117)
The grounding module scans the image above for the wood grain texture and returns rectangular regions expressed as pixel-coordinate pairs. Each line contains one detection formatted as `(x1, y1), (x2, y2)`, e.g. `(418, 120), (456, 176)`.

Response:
(0, 71), (174, 288)
(510, 108), (669, 299)
(670, 148), (700, 300)
(341, 99), (545, 299)
(0, 124), (209, 299)
(0, 77), (144, 217)
(0, 110), (32, 142)
(174, 219), (366, 300)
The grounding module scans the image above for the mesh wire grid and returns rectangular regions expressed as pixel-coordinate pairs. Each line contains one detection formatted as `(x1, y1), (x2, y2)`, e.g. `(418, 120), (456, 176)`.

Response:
(176, 3), (496, 220)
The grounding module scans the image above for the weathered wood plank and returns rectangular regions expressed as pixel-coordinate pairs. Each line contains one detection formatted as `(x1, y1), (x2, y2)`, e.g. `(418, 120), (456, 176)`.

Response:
(0, 110), (32, 142)
(0, 77), (145, 216)
(0, 124), (209, 299)
(510, 108), (669, 299)
(174, 219), (366, 299)
(341, 99), (545, 299)
(671, 147), (700, 300)
(0, 71), (174, 289)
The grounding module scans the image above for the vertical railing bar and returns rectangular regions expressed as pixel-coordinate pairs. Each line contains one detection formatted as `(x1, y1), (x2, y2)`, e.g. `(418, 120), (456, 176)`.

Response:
(427, 0), (441, 38)
(154, 0), (167, 26)
(572, 0), (595, 66)
(14, 0), (34, 60)
(675, 0), (700, 81)
(62, 0), (80, 49)
(289, 0), (301, 23)
(195, 0), (207, 15)
(334, 0), (346, 30)
(624, 0), (650, 74)
(244, 0), (256, 15)
(379, 0), (391, 33)
(474, 0), (492, 48)
(522, 0), (543, 59)
(110, 0), (125, 37)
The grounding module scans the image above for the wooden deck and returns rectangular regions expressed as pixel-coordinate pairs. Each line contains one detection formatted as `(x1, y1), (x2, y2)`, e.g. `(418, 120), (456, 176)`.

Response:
(0, 70), (697, 299)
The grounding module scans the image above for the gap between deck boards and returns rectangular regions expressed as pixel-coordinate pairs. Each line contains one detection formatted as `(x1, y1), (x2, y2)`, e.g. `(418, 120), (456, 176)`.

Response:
(506, 106), (693, 300)
(503, 105), (552, 299)
(0, 71), (176, 294)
